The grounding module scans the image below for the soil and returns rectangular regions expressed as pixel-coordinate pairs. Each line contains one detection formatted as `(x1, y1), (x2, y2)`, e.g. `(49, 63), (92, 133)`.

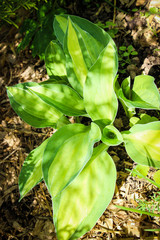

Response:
(0, 0), (160, 239)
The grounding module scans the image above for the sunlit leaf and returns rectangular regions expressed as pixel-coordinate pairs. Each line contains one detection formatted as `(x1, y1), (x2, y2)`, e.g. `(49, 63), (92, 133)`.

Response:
(116, 205), (160, 217)
(75, 24), (106, 65)
(53, 146), (116, 240)
(153, 170), (160, 185)
(53, 15), (117, 97)
(53, 14), (114, 49)
(118, 75), (160, 111)
(122, 122), (160, 168)
(28, 83), (86, 116)
(42, 123), (101, 198)
(53, 15), (68, 45)
(130, 114), (158, 127)
(84, 42), (118, 125)
(64, 18), (89, 95)
(132, 164), (149, 178)
(7, 82), (63, 128)
(19, 138), (49, 200)
(45, 40), (66, 77)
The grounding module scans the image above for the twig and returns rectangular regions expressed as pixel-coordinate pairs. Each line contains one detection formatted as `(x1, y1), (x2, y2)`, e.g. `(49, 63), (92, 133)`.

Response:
(39, 183), (53, 218)
(113, 0), (116, 24)
(0, 126), (46, 135)
(1, 148), (20, 163)
(104, 0), (127, 14)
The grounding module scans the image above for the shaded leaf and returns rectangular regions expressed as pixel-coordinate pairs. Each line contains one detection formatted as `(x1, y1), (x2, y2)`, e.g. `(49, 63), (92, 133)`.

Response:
(102, 125), (123, 146)
(17, 19), (38, 52)
(19, 138), (50, 200)
(45, 40), (66, 77)
(40, 76), (70, 86)
(30, 11), (56, 59)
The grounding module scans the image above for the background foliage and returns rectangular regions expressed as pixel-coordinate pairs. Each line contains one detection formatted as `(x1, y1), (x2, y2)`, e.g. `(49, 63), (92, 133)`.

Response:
(0, 0), (48, 27)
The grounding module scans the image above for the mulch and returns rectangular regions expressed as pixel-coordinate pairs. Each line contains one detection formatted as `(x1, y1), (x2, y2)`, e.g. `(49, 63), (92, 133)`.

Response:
(0, 0), (160, 239)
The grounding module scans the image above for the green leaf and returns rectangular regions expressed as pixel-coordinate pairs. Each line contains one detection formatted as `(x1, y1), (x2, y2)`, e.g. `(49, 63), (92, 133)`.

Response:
(153, 170), (160, 185)
(129, 117), (140, 126)
(42, 123), (101, 198)
(130, 114), (159, 126)
(53, 15), (117, 97)
(19, 138), (50, 200)
(53, 146), (116, 240)
(122, 121), (160, 168)
(45, 40), (66, 77)
(126, 168), (160, 189)
(127, 45), (134, 52)
(74, 25), (104, 66)
(102, 125), (123, 146)
(118, 75), (160, 111)
(132, 164), (149, 178)
(56, 115), (71, 129)
(131, 51), (138, 55)
(30, 11), (56, 59)
(131, 75), (160, 109)
(123, 52), (130, 57)
(119, 46), (126, 51)
(64, 18), (89, 95)
(7, 82), (63, 128)
(17, 19), (38, 52)
(116, 205), (160, 218)
(121, 76), (131, 99)
(117, 76), (135, 117)
(53, 15), (68, 45)
(28, 83), (86, 116)
(53, 15), (113, 49)
(149, 7), (159, 14)
(40, 76), (70, 86)
(84, 42), (118, 125)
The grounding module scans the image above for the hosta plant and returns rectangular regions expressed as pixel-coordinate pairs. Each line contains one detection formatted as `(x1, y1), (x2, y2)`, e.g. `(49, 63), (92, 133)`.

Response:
(7, 14), (160, 240)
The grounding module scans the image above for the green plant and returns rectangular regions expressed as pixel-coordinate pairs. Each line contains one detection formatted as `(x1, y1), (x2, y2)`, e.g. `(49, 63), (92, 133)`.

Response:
(137, 192), (160, 213)
(96, 21), (118, 38)
(0, 0), (48, 28)
(17, 1), (66, 59)
(129, 164), (160, 212)
(7, 14), (160, 240)
(117, 165), (160, 232)
(118, 45), (138, 73)
(140, 7), (160, 37)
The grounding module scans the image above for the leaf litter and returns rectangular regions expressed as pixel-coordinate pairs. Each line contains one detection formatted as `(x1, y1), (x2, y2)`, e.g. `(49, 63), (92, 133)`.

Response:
(0, 0), (160, 239)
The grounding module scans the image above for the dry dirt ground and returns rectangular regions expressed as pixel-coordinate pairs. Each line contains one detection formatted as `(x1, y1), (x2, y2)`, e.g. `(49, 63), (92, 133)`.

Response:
(0, 0), (160, 239)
